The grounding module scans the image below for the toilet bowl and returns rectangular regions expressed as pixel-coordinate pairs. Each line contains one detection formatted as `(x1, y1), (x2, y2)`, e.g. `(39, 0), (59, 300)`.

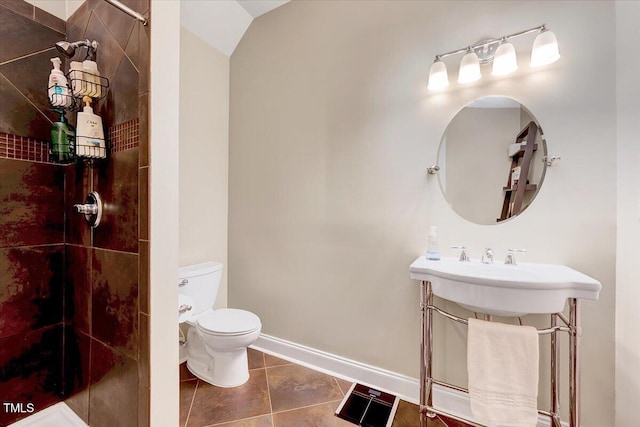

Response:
(178, 262), (261, 387)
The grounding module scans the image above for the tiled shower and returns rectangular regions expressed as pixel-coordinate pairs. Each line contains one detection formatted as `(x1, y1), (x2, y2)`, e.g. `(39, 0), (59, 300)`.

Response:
(0, 0), (150, 425)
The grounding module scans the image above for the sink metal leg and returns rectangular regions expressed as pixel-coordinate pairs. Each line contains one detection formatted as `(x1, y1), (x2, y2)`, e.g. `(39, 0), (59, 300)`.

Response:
(569, 299), (581, 427)
(550, 314), (561, 427)
(420, 281), (434, 427)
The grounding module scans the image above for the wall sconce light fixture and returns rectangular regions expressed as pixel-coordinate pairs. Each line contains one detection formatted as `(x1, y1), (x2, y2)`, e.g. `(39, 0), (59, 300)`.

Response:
(427, 24), (560, 91)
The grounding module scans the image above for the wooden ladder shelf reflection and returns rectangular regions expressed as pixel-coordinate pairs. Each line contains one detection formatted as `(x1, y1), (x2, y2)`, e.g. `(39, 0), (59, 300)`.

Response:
(498, 121), (539, 222)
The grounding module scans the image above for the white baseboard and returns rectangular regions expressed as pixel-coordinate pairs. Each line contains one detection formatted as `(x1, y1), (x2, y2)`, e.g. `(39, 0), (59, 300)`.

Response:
(7, 402), (87, 427)
(252, 333), (568, 427)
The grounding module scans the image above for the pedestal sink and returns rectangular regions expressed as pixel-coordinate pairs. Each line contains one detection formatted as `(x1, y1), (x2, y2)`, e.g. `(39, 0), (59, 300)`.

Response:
(409, 257), (601, 317)
(410, 256), (601, 427)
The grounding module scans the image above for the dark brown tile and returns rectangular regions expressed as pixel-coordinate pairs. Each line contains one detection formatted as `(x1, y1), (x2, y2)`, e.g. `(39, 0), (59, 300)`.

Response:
(34, 6), (65, 33)
(91, 249), (138, 358)
(92, 149), (139, 253)
(180, 362), (196, 382)
(0, 245), (63, 337)
(272, 401), (352, 427)
(179, 379), (197, 427)
(107, 55), (139, 126)
(94, 0), (136, 52)
(0, 325), (63, 426)
(188, 369), (270, 426)
(0, 5), (63, 63)
(138, 385), (150, 427)
(138, 19), (149, 94)
(65, 245), (91, 334)
(65, 162), (92, 247)
(138, 312), (149, 387)
(0, 159), (64, 247)
(215, 415), (273, 427)
(248, 348), (265, 370)
(138, 93), (148, 166)
(0, 48), (59, 123)
(125, 18), (139, 72)
(264, 353), (292, 368)
(391, 400), (421, 427)
(139, 239), (149, 313)
(334, 377), (353, 396)
(66, 0), (90, 36)
(0, 0), (33, 19)
(139, 166), (148, 240)
(63, 329), (90, 424)
(0, 85), (50, 144)
(89, 338), (138, 427)
(267, 364), (343, 413)
(437, 413), (474, 427)
(0, 73), (53, 141)
(83, 11), (123, 85)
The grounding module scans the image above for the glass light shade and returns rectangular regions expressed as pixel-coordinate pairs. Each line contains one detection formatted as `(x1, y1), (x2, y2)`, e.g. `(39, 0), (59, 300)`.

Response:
(427, 60), (449, 91)
(530, 30), (560, 67)
(491, 41), (518, 76)
(457, 51), (481, 84)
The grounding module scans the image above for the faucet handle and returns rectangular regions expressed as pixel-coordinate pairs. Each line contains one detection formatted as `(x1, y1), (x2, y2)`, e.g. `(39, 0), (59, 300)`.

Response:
(451, 246), (470, 262)
(505, 248), (527, 265)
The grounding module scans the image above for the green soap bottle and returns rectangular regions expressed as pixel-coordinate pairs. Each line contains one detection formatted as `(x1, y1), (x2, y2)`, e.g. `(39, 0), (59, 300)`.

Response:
(51, 111), (73, 162)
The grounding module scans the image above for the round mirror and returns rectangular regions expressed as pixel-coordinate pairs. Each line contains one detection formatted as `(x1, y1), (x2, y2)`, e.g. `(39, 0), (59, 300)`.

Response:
(437, 97), (547, 225)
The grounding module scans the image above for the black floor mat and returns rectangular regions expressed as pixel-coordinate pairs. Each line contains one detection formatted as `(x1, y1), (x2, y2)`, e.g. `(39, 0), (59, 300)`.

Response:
(335, 383), (399, 427)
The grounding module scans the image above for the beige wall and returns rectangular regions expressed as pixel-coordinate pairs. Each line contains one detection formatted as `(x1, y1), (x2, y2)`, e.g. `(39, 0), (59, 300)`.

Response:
(615, 1), (640, 426)
(229, 1), (616, 425)
(179, 27), (230, 309)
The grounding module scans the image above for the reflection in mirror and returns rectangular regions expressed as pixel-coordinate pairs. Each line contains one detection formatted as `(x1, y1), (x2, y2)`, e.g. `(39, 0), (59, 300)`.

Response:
(437, 97), (547, 225)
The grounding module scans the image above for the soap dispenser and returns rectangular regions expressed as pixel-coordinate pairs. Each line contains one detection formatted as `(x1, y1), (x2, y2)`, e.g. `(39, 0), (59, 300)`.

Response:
(50, 111), (75, 162)
(47, 57), (71, 108)
(426, 226), (441, 260)
(76, 96), (105, 158)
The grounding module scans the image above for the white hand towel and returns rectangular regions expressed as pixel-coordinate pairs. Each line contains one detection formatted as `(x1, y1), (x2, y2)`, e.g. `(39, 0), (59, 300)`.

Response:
(467, 318), (539, 427)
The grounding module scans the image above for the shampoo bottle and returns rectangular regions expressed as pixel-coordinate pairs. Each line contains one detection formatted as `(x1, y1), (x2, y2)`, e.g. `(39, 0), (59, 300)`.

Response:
(47, 58), (71, 108)
(82, 58), (101, 97)
(69, 61), (84, 96)
(426, 226), (441, 260)
(76, 96), (105, 158)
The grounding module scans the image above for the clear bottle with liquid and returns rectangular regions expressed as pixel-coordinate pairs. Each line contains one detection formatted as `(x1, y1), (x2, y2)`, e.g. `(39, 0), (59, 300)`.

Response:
(425, 226), (441, 260)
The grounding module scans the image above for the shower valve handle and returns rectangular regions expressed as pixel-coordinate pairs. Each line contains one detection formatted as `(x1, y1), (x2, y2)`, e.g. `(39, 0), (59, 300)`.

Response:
(74, 203), (98, 215)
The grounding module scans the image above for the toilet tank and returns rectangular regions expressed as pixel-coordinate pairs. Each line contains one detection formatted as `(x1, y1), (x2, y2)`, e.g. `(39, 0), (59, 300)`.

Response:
(178, 262), (223, 315)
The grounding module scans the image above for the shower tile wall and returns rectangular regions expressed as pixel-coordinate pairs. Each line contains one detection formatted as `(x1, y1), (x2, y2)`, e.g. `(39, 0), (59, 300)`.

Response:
(0, 1), (150, 425)
(64, 1), (151, 426)
(0, 161), (66, 426)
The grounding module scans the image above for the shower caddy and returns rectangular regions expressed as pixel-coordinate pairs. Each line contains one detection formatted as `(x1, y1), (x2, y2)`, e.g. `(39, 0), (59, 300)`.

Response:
(47, 52), (109, 163)
(417, 280), (583, 427)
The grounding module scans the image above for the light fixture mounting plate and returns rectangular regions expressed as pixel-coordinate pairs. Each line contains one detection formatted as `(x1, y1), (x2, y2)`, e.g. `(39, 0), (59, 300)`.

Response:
(472, 39), (501, 64)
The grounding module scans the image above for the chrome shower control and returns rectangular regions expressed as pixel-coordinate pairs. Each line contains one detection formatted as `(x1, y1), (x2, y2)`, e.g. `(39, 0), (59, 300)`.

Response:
(73, 191), (102, 228)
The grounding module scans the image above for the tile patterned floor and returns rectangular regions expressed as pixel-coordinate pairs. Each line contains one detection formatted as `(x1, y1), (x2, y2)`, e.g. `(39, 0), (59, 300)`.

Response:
(180, 348), (471, 427)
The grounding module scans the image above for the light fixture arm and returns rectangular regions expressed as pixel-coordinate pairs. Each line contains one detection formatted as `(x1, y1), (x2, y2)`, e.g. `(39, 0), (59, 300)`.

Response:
(434, 24), (547, 61)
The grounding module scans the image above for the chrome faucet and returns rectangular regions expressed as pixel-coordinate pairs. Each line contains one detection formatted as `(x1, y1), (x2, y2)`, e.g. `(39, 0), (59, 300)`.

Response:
(451, 246), (470, 262)
(504, 248), (527, 265)
(481, 247), (494, 264)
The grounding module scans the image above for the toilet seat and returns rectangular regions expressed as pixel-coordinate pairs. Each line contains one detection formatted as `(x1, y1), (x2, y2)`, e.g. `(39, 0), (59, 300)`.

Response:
(197, 308), (261, 336)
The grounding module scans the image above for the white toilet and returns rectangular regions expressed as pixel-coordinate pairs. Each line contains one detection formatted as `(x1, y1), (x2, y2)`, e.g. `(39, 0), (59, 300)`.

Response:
(178, 262), (261, 387)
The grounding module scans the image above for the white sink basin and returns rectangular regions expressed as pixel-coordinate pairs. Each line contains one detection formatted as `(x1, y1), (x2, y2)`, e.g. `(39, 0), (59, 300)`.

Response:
(410, 257), (601, 317)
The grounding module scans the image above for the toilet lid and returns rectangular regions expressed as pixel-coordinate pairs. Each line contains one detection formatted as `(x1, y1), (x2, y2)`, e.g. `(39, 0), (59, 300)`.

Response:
(197, 309), (261, 335)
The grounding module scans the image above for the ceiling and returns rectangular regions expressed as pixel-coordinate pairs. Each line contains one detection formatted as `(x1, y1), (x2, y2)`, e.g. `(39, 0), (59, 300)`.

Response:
(181, 0), (289, 57)
(25, 0), (289, 57)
